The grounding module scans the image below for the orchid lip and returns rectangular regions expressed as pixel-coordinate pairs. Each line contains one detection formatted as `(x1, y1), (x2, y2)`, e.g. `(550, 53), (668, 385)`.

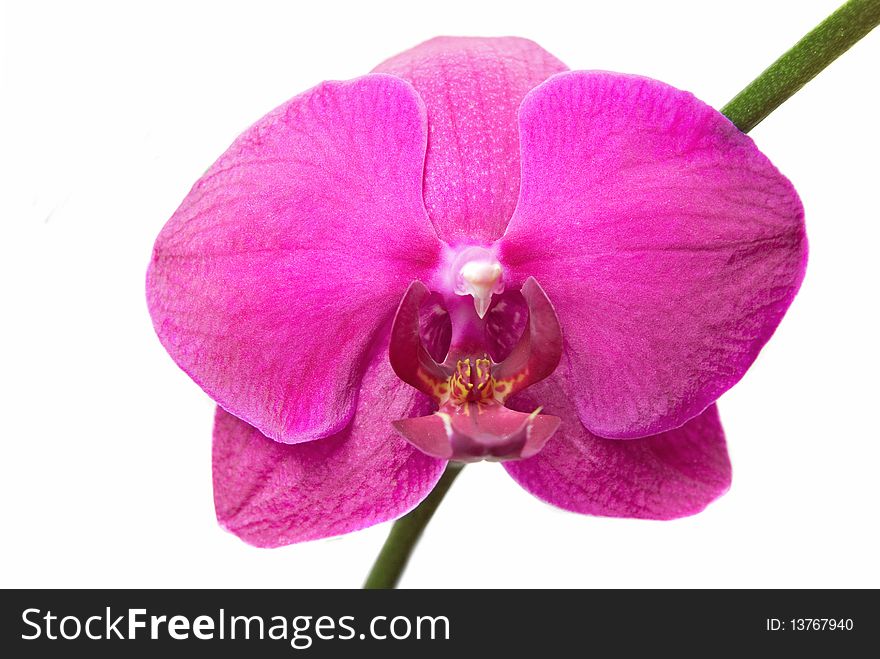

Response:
(389, 275), (563, 462)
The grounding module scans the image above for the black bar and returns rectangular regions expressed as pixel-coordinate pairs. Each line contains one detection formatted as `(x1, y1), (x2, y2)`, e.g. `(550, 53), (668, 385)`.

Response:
(1, 589), (875, 656)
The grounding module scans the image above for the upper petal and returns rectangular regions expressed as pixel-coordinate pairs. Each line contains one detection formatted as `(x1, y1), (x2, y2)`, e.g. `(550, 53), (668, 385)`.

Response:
(374, 37), (567, 244)
(500, 71), (807, 438)
(147, 74), (441, 444)
(504, 369), (731, 520)
(213, 340), (446, 547)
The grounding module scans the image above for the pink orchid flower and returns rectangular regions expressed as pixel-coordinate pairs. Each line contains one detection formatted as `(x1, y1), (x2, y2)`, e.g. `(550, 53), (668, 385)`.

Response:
(147, 37), (806, 547)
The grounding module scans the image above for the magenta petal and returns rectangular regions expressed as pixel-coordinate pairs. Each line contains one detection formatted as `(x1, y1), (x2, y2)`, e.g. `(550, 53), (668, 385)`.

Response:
(374, 37), (567, 243)
(504, 372), (731, 519)
(500, 71), (807, 438)
(148, 74), (441, 444)
(213, 345), (446, 547)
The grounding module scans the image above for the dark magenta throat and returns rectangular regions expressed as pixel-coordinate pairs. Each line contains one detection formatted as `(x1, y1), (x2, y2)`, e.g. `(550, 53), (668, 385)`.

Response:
(388, 276), (563, 462)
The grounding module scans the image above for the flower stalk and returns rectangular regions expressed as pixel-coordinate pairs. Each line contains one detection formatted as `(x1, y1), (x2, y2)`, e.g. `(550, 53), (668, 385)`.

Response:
(363, 462), (464, 589)
(721, 0), (880, 132)
(362, 0), (879, 589)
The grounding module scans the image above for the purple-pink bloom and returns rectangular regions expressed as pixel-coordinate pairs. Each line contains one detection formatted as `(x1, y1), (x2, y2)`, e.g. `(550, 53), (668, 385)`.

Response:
(147, 37), (806, 547)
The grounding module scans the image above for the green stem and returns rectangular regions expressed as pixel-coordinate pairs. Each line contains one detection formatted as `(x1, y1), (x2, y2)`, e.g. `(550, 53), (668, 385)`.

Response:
(363, 462), (464, 589)
(362, 0), (880, 590)
(721, 0), (880, 132)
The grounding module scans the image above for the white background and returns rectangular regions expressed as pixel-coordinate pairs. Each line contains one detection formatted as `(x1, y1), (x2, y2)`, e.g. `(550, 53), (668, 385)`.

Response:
(2, 0), (878, 588)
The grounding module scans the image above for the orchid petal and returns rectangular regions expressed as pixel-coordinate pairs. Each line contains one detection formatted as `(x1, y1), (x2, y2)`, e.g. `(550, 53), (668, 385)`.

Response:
(500, 71), (807, 438)
(148, 74), (440, 444)
(374, 37), (567, 243)
(213, 343), (446, 547)
(504, 370), (730, 519)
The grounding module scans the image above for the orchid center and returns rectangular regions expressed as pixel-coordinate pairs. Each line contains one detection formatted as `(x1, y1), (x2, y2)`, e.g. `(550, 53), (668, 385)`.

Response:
(389, 275), (564, 463)
(449, 246), (504, 318)
(447, 357), (495, 404)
